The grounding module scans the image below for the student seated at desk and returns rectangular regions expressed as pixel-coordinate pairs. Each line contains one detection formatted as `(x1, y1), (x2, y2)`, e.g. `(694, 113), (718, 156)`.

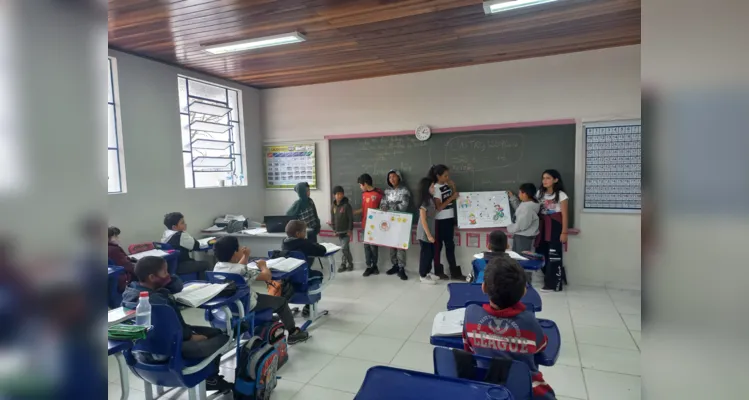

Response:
(281, 220), (325, 318)
(122, 256), (232, 392)
(462, 257), (555, 400)
(483, 230), (513, 264)
(213, 236), (310, 344)
(108, 226), (135, 292)
(161, 212), (211, 280)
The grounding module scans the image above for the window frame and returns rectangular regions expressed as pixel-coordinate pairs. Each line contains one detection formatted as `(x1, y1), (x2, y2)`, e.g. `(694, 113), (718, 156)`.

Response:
(108, 57), (127, 194)
(178, 75), (247, 189)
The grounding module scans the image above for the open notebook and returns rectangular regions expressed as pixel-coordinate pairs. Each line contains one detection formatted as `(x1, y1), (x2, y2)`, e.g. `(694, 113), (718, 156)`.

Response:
(197, 237), (216, 248)
(249, 257), (305, 273)
(173, 282), (228, 308)
(431, 308), (466, 337)
(130, 249), (169, 260)
(320, 242), (342, 253)
(473, 250), (528, 261)
(108, 307), (135, 327)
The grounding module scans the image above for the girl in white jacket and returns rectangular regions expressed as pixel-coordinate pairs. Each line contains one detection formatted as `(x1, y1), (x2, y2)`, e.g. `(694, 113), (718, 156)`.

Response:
(507, 183), (541, 253)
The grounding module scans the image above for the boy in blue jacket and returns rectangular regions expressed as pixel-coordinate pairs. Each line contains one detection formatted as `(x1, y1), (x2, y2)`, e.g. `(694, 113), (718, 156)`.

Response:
(462, 256), (555, 399)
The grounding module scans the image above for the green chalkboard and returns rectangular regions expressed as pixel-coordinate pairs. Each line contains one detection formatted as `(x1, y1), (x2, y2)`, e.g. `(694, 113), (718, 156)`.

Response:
(329, 124), (577, 227)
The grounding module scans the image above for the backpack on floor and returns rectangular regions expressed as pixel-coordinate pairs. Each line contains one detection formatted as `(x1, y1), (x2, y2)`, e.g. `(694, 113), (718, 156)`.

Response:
(255, 321), (289, 369)
(543, 249), (567, 292)
(233, 337), (280, 400)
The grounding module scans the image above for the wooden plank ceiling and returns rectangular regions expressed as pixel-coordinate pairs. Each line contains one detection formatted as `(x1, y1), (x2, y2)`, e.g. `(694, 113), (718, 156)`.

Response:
(108, 0), (640, 88)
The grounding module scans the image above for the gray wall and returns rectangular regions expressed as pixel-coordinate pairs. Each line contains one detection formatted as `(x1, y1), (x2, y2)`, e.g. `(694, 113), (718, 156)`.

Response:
(107, 49), (264, 247)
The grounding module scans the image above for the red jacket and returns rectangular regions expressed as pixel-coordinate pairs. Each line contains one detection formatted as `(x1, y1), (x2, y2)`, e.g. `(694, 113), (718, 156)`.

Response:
(108, 242), (135, 292)
(361, 188), (385, 227)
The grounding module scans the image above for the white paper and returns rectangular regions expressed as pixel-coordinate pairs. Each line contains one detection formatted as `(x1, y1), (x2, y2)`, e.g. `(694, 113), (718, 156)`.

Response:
(456, 191), (512, 229)
(108, 307), (135, 326)
(173, 283), (228, 308)
(473, 251), (528, 261)
(240, 228), (268, 235)
(431, 308), (466, 337)
(202, 225), (225, 232)
(249, 257), (305, 273)
(197, 237), (216, 247)
(362, 209), (413, 249)
(130, 249), (169, 260)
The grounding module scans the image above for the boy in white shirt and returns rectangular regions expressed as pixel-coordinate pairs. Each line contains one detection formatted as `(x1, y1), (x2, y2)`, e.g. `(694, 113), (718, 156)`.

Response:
(213, 236), (309, 344)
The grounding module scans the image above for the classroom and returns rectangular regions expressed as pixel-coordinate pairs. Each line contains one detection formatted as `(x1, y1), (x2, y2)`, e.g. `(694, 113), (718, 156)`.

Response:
(107, 1), (641, 399)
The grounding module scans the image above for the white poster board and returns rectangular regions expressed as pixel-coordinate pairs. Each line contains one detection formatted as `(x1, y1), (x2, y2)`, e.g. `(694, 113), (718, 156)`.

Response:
(456, 191), (512, 229)
(362, 209), (413, 250)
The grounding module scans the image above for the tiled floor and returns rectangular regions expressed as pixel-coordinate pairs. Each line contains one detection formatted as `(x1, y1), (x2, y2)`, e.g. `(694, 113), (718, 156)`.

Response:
(108, 271), (641, 400)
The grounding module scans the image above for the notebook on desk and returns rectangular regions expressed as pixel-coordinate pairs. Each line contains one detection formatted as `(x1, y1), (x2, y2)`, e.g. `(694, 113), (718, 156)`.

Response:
(431, 308), (466, 337)
(473, 250), (528, 261)
(131, 249), (169, 260)
(108, 307), (135, 327)
(249, 257), (305, 273)
(197, 237), (216, 248)
(173, 282), (228, 307)
(320, 242), (342, 253)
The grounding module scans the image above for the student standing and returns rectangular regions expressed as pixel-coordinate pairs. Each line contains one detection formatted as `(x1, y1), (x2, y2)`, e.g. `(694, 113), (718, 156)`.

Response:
(415, 177), (438, 285)
(330, 186), (354, 272)
(354, 173), (384, 277)
(535, 169), (569, 292)
(428, 165), (466, 281)
(286, 182), (321, 243)
(507, 183), (541, 253)
(380, 170), (411, 281)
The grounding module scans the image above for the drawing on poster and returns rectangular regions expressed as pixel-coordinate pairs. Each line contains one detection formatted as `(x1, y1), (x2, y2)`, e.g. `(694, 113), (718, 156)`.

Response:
(456, 191), (512, 229)
(364, 209), (413, 249)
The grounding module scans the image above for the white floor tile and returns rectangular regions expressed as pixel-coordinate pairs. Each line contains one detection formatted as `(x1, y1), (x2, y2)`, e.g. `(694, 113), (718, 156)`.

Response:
(621, 314), (641, 331)
(318, 309), (379, 334)
(567, 295), (619, 313)
(290, 384), (356, 400)
(579, 344), (641, 376)
(340, 334), (406, 364)
(571, 308), (627, 330)
(303, 328), (358, 355)
(108, 384), (149, 400)
(556, 397), (587, 400)
(613, 298), (641, 315)
(584, 369), (641, 400)
(541, 364), (588, 400)
(277, 348), (335, 383)
(390, 341), (435, 373)
(310, 356), (380, 393)
(556, 341), (581, 367)
(575, 325), (638, 350)
(408, 319), (434, 344)
(363, 313), (420, 340)
(270, 379), (305, 400)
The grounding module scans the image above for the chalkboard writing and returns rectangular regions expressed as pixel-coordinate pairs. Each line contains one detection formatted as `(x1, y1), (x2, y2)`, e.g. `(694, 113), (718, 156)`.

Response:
(329, 124), (577, 226)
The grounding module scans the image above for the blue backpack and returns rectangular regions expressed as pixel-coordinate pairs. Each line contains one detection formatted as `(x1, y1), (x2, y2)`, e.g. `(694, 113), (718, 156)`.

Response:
(470, 259), (488, 284)
(233, 337), (280, 400)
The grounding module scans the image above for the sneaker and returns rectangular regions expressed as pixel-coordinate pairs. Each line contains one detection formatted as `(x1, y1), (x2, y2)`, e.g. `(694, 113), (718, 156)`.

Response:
(302, 305), (311, 318)
(372, 266), (380, 275)
(385, 265), (399, 275)
(337, 264), (348, 273)
(363, 267), (374, 277)
(450, 268), (467, 281)
(397, 267), (408, 281)
(205, 376), (233, 393)
(287, 329), (310, 345)
(540, 286), (555, 293)
(347, 265), (354, 271)
(436, 273), (450, 280)
(420, 276), (436, 285)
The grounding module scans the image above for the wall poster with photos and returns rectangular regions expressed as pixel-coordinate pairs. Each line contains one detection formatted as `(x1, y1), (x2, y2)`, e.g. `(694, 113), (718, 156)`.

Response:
(264, 143), (317, 189)
(583, 120), (641, 212)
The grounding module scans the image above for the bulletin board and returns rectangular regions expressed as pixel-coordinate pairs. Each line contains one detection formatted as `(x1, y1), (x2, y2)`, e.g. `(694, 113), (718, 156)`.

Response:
(264, 143), (317, 189)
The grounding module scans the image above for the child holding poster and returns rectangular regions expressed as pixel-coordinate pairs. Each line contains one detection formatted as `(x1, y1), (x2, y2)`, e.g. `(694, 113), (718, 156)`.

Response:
(380, 169), (411, 281)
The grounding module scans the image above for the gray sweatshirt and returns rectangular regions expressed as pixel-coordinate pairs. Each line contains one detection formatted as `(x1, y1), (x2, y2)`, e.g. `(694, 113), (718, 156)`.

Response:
(381, 170), (411, 212)
(507, 195), (541, 237)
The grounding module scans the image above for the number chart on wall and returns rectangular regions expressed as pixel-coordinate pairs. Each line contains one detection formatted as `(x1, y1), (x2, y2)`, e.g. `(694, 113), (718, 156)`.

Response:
(456, 191), (512, 229)
(264, 144), (316, 189)
(583, 120), (641, 211)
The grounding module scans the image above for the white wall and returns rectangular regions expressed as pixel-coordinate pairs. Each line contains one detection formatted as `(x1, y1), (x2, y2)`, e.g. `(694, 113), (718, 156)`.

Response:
(107, 50), (265, 247)
(262, 45), (641, 290)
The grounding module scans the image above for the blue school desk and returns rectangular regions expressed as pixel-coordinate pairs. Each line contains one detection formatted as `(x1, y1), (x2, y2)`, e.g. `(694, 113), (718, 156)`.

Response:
(108, 339), (133, 400)
(429, 319), (561, 367)
(447, 283), (542, 312)
(355, 366), (514, 400)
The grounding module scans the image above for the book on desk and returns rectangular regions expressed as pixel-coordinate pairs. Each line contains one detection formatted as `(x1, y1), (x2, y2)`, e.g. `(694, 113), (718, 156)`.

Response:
(197, 236), (216, 248)
(431, 308), (466, 337)
(173, 282), (228, 307)
(473, 250), (528, 261)
(130, 249), (170, 260)
(249, 257), (305, 273)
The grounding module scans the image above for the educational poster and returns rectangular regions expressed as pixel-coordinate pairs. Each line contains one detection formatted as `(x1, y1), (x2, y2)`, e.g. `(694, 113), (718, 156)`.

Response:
(264, 143), (316, 189)
(363, 210), (413, 250)
(456, 191), (512, 229)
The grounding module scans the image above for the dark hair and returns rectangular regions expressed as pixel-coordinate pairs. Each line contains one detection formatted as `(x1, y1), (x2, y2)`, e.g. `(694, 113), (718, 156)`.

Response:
(484, 257), (526, 308)
(333, 186), (345, 195)
(357, 174), (373, 186)
(214, 236), (239, 262)
(428, 164), (449, 183)
(108, 226), (121, 239)
(518, 183), (539, 203)
(488, 230), (508, 252)
(285, 220), (307, 238)
(134, 256), (167, 282)
(539, 169), (566, 203)
(163, 212), (184, 229)
(416, 177), (434, 207)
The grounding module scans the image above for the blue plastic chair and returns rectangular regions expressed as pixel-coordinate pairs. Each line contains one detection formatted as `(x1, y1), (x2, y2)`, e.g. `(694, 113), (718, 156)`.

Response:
(269, 250), (326, 331)
(123, 304), (228, 399)
(202, 272), (274, 334)
(107, 265), (125, 309)
(433, 347), (532, 400)
(152, 242), (193, 281)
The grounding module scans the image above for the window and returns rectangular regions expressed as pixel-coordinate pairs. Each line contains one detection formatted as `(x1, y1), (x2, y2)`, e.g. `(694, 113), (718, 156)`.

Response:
(178, 76), (246, 189)
(108, 57), (126, 193)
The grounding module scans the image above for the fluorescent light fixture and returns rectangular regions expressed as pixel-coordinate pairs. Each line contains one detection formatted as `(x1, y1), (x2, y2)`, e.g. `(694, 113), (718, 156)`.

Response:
(202, 32), (306, 55)
(483, 0), (559, 14)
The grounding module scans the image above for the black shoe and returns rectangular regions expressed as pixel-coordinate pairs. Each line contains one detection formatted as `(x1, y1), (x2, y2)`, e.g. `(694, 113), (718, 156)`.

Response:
(302, 305), (310, 318)
(436, 273), (450, 280)
(372, 266), (380, 275)
(397, 267), (408, 281)
(205, 376), (233, 393)
(540, 286), (555, 293)
(363, 267), (374, 277)
(450, 267), (467, 281)
(337, 264), (348, 273)
(287, 329), (310, 345)
(347, 264), (354, 271)
(386, 265), (399, 275)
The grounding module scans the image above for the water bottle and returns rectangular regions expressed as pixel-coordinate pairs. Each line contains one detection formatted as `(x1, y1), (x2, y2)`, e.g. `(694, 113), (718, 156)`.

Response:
(135, 291), (152, 326)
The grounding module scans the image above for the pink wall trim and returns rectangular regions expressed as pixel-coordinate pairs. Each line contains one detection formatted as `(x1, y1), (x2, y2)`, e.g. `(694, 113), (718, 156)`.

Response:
(323, 118), (576, 140)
